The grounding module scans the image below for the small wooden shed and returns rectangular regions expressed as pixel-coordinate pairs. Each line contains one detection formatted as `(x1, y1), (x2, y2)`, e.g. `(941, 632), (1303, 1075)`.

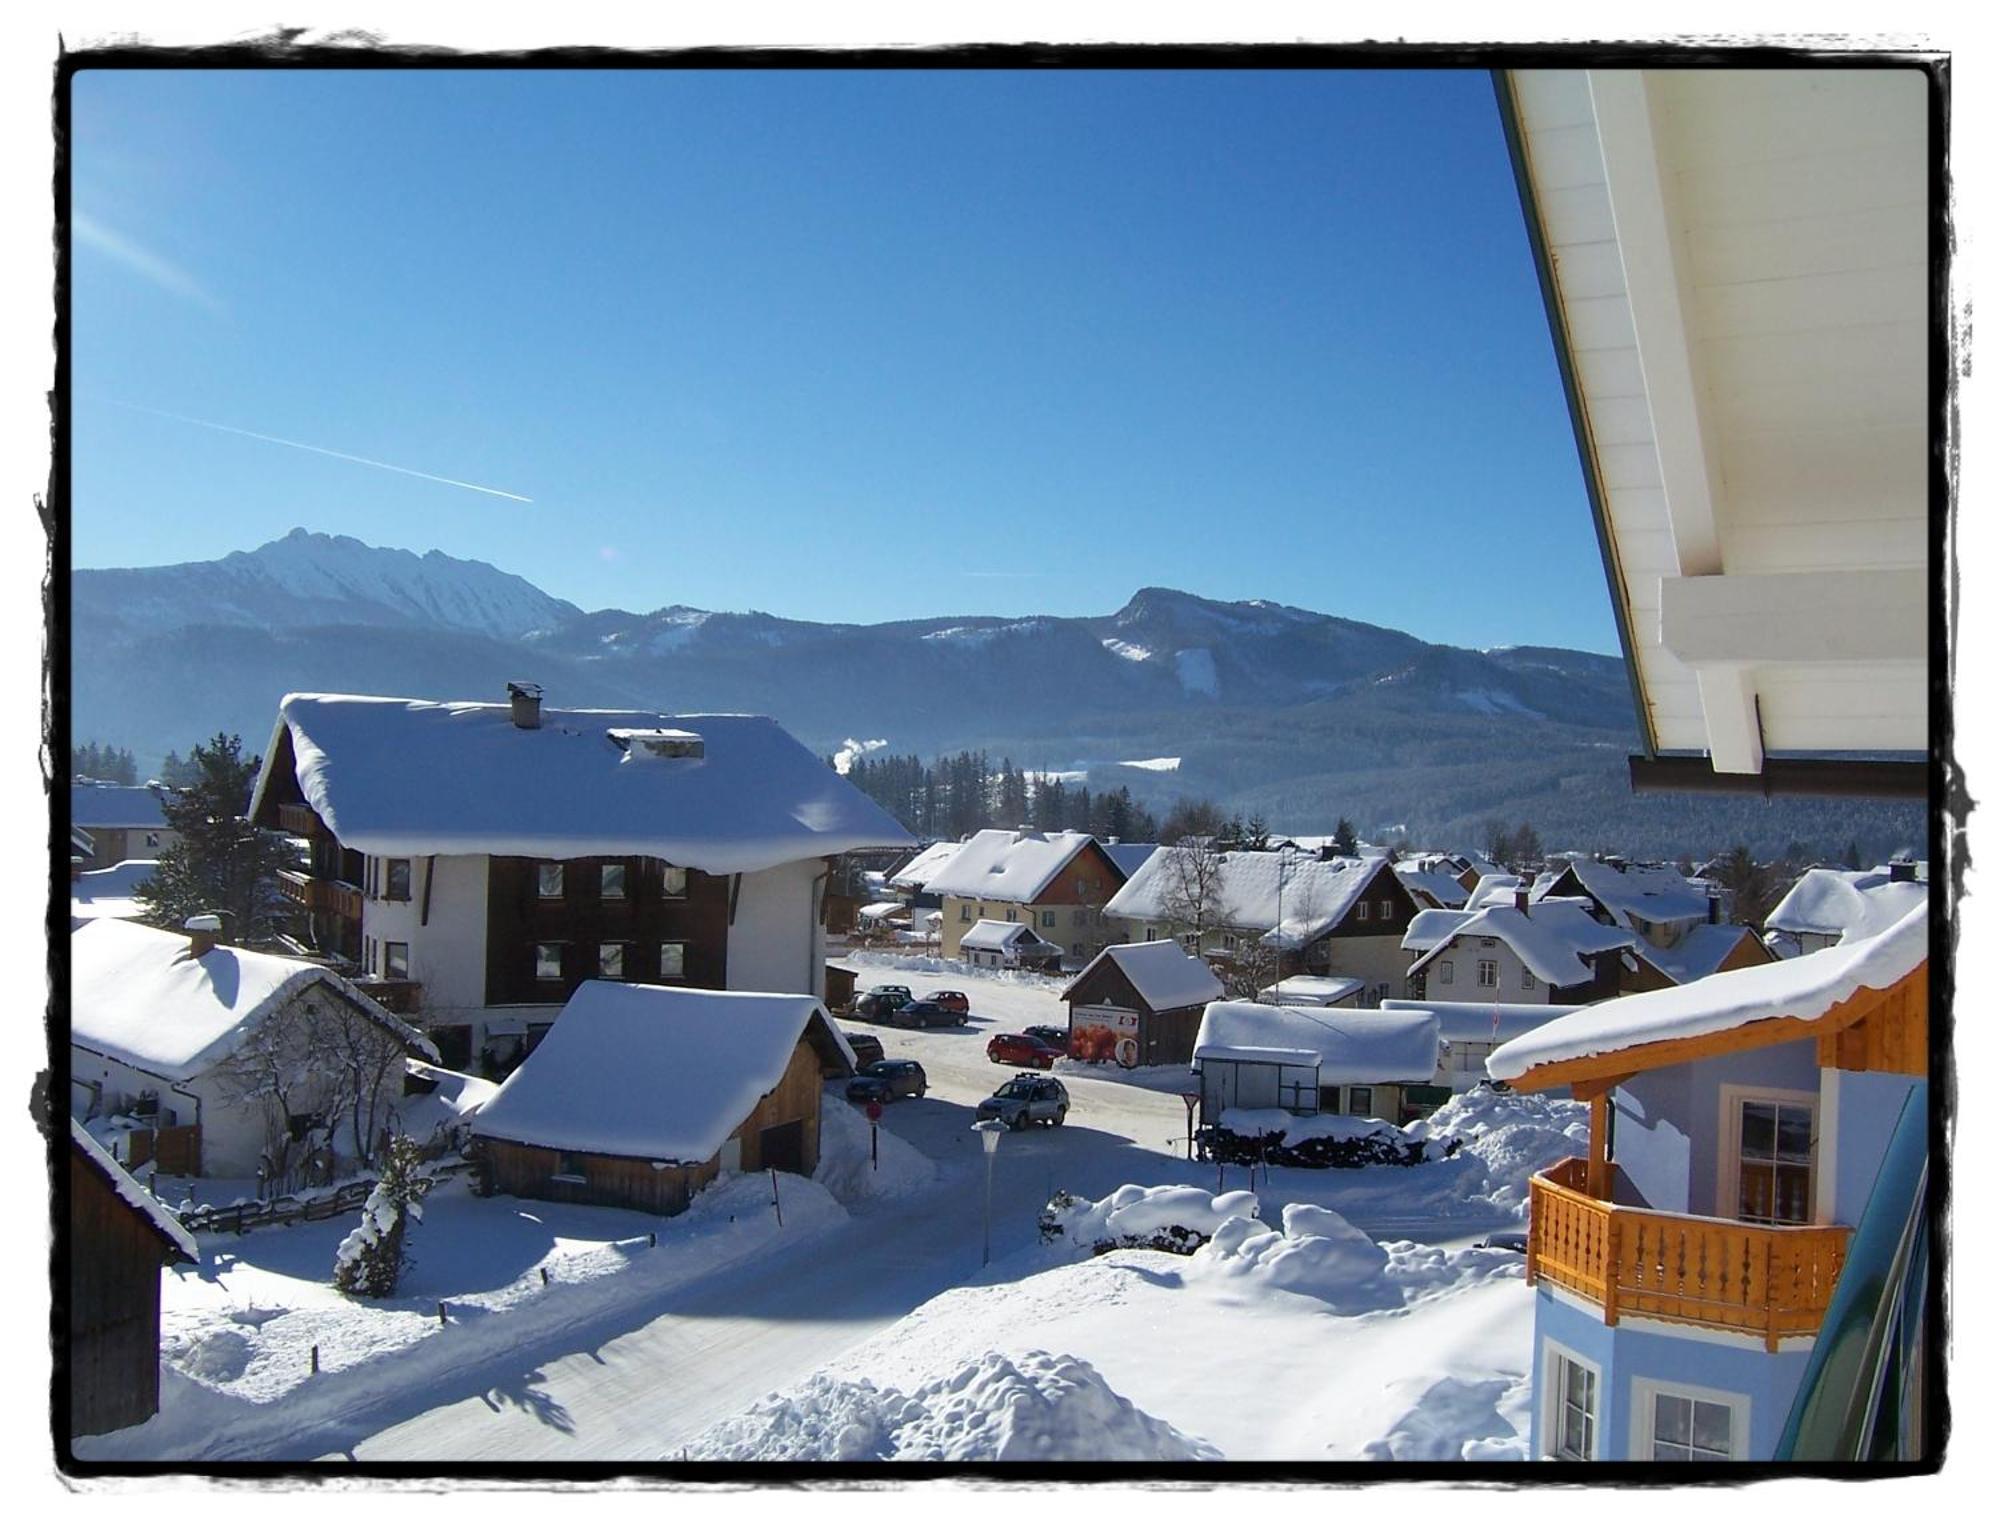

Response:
(471, 982), (855, 1216)
(1060, 941), (1224, 1068)
(68, 1120), (198, 1438)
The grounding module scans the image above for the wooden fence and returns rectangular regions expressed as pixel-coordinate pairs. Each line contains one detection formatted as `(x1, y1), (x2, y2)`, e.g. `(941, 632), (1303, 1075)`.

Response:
(177, 1157), (474, 1236)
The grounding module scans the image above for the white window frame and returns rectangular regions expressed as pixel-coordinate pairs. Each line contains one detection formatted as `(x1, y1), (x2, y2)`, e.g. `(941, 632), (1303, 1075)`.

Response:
(1356, 900), (1371, 922)
(1540, 1339), (1604, 1461)
(1717, 1083), (1820, 1226)
(1522, 964), (1536, 991)
(1477, 958), (1499, 988)
(1629, 1376), (1751, 1462)
(1438, 958), (1455, 986)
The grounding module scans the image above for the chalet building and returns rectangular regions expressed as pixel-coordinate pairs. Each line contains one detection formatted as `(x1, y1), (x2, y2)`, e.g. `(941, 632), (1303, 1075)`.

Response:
(1488, 901), (1927, 1461)
(927, 830), (1131, 969)
(1623, 923), (1775, 993)
(1534, 859), (1715, 947)
(1382, 998), (1583, 1094)
(245, 688), (911, 1075)
(886, 839), (964, 912)
(470, 982), (854, 1216)
(959, 918), (1063, 970)
(70, 782), (179, 868)
(67, 1121), (199, 1439)
(1192, 1000), (1445, 1127)
(1059, 940), (1223, 1068)
(69, 916), (435, 1180)
(1394, 858), (1471, 910)
(1403, 893), (1635, 1005)
(1106, 849), (1425, 1006)
(1764, 862), (1928, 959)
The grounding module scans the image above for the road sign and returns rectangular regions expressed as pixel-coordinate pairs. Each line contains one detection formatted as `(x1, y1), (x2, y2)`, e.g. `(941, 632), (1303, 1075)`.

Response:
(865, 1101), (884, 1123)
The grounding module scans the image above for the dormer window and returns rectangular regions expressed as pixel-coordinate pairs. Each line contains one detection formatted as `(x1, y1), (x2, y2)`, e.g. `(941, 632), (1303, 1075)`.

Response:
(538, 862), (565, 899)
(607, 728), (705, 761)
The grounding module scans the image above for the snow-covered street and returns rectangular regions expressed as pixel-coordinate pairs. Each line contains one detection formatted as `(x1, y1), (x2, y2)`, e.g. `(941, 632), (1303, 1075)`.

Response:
(82, 955), (1567, 1463)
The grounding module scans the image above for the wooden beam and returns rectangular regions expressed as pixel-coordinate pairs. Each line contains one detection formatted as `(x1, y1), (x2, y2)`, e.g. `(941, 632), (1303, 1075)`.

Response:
(1586, 1091), (1612, 1199)
(1628, 754), (1931, 800)
(1661, 569), (1929, 667)
(419, 856), (436, 928)
(1693, 666), (1765, 776)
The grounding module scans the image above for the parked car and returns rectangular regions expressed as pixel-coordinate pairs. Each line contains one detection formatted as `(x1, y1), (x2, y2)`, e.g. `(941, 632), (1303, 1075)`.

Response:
(977, 1074), (1069, 1129)
(930, 989), (970, 1016)
(847, 1059), (929, 1102)
(893, 998), (970, 1029)
(842, 1031), (886, 1067)
(987, 1031), (1064, 1069)
(1023, 1024), (1070, 1054)
(853, 986), (914, 1021)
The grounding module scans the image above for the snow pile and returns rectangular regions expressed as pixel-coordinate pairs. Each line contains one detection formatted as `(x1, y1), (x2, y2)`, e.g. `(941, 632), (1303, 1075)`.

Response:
(1402, 1086), (1589, 1215)
(1042, 1183), (1260, 1256)
(684, 1349), (1222, 1461)
(396, 1061), (498, 1150)
(814, 1088), (938, 1205)
(1194, 1205), (1400, 1309)
(1361, 1373), (1528, 1461)
(70, 858), (158, 920)
(838, 949), (1066, 989)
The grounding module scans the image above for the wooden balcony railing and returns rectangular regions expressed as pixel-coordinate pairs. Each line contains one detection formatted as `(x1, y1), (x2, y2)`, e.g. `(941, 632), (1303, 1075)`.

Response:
(276, 802), (329, 839)
(274, 870), (364, 921)
(1528, 1157), (1850, 1350)
(359, 978), (422, 1018)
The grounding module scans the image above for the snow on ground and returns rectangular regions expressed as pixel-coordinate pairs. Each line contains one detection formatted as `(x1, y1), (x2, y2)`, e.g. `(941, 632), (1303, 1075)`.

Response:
(684, 1349), (1222, 1461)
(1174, 647), (1219, 696)
(1119, 755), (1181, 771)
(690, 1190), (1534, 1461)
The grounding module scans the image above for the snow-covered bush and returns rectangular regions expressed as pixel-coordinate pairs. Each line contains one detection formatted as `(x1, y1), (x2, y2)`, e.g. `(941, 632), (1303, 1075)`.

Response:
(1195, 1203), (1400, 1309)
(1040, 1183), (1259, 1256)
(332, 1136), (434, 1298)
(1205, 1108), (1454, 1170)
(685, 1349), (1222, 1461)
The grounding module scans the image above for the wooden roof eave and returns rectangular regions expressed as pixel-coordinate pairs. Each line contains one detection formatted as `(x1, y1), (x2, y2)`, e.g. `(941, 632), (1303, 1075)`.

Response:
(1503, 964), (1926, 1093)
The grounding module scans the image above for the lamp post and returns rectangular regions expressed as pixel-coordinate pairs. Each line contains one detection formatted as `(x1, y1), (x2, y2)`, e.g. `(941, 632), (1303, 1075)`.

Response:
(973, 1118), (1007, 1267)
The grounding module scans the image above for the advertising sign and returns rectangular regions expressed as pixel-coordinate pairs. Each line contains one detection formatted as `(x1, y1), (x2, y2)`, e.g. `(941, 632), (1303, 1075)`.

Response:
(1071, 1004), (1141, 1068)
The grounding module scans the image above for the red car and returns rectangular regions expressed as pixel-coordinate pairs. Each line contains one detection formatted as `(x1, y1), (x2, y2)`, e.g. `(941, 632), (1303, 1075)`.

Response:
(931, 989), (971, 1016)
(987, 1032), (1063, 1070)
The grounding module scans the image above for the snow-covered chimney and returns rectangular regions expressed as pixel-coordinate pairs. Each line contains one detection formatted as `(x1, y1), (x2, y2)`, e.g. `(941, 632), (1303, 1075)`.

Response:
(1514, 886), (1530, 913)
(507, 681), (543, 730)
(182, 913), (221, 959)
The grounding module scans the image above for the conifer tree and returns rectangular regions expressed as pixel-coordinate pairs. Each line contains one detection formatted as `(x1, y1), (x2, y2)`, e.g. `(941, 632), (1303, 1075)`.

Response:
(136, 732), (298, 944)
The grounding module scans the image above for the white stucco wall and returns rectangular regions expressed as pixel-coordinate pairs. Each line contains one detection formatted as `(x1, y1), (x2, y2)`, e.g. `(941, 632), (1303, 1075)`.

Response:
(359, 855), (491, 1018)
(1418, 938), (1554, 1003)
(727, 856), (826, 995)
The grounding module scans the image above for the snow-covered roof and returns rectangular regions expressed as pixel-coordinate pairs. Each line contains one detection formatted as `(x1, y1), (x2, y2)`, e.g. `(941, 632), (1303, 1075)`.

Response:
(1535, 859), (1712, 930)
(925, 830), (1110, 904)
(1488, 901), (1928, 1084)
(70, 783), (172, 830)
(248, 693), (913, 873)
(69, 918), (435, 1081)
(1406, 900), (1636, 989)
(888, 840), (964, 891)
(960, 919), (1054, 953)
(1765, 866), (1930, 944)
(857, 902), (908, 922)
(69, 1119), (198, 1261)
(1257, 975), (1365, 1007)
(70, 825), (95, 861)
(1193, 1001), (1440, 1085)
(70, 859), (158, 921)
(1101, 841), (1161, 878)
(472, 982), (850, 1162)
(1063, 940), (1223, 1011)
(1628, 923), (1766, 985)
(1463, 873), (1526, 910)
(1106, 849), (1397, 949)
(1393, 863), (1469, 908)
(1402, 907), (1473, 954)
(1380, 998), (1582, 1043)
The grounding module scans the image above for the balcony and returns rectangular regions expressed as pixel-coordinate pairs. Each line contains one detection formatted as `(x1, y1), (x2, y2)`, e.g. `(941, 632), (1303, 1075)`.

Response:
(274, 870), (364, 920)
(1527, 1157), (1850, 1349)
(358, 977), (423, 1018)
(276, 802), (329, 839)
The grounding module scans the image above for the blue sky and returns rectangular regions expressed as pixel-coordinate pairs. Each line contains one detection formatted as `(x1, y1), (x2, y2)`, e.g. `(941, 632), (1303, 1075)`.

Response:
(70, 66), (1618, 652)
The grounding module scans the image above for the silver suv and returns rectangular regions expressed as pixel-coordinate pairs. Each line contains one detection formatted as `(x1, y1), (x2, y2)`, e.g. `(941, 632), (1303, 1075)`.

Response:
(976, 1075), (1069, 1130)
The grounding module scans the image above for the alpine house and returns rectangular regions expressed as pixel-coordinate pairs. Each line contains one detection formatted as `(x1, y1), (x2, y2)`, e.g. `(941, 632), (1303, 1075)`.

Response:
(247, 686), (913, 1074)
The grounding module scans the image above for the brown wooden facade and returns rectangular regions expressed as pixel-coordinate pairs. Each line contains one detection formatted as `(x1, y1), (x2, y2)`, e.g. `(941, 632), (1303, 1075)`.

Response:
(1060, 956), (1207, 1067)
(484, 855), (731, 1005)
(1622, 926), (1775, 995)
(481, 1034), (829, 1217)
(68, 1144), (194, 1437)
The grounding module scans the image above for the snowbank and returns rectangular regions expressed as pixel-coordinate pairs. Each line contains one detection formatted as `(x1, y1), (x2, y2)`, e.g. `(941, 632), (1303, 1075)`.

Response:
(814, 1086), (939, 1205)
(837, 949), (1066, 990)
(683, 1349), (1222, 1461)
(1193, 1202), (1525, 1312)
(1401, 1086), (1590, 1216)
(1042, 1183), (1260, 1255)
(1209, 1107), (1446, 1170)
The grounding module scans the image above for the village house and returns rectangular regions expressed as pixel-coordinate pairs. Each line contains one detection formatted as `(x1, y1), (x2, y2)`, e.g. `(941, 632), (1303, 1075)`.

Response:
(1486, 901), (1927, 1460)
(1403, 891), (1635, 1005)
(1059, 939), (1223, 1068)
(886, 838), (964, 912)
(1382, 998), (1584, 1094)
(1763, 861), (1928, 959)
(245, 686), (912, 1075)
(469, 982), (854, 1216)
(1191, 999), (1446, 1126)
(1394, 857), (1472, 910)
(69, 915), (435, 1182)
(958, 918), (1064, 971)
(66, 1120), (199, 1439)
(1105, 848), (1424, 1006)
(926, 829), (1130, 968)
(1535, 858), (1715, 946)
(1256, 974), (1365, 1008)
(70, 781), (179, 867)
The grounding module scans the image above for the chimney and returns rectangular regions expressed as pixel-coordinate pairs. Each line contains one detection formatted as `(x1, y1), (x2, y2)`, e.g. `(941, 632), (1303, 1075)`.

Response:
(1514, 886), (1530, 913)
(182, 913), (222, 959)
(507, 681), (543, 730)
(1708, 891), (1723, 925)
(1889, 859), (1917, 883)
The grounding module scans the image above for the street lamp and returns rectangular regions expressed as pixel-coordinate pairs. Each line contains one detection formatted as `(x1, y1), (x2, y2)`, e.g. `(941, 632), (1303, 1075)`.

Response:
(972, 1118), (1007, 1267)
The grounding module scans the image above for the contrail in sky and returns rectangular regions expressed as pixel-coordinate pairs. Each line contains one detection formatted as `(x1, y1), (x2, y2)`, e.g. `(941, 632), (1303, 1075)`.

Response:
(102, 399), (534, 503)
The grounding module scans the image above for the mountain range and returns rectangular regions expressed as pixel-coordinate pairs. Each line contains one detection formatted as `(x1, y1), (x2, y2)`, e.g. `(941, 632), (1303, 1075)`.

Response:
(70, 529), (1923, 861)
